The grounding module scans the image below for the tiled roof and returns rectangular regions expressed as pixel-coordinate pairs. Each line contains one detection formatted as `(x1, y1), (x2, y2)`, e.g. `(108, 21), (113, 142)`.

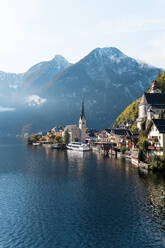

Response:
(145, 93), (165, 105)
(105, 128), (111, 134)
(150, 105), (165, 109)
(111, 128), (132, 136)
(153, 119), (165, 133)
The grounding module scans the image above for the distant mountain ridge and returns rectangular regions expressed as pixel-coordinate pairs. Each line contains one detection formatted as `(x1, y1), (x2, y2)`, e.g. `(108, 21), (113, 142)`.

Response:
(22, 55), (72, 93)
(0, 55), (72, 106)
(0, 47), (162, 135)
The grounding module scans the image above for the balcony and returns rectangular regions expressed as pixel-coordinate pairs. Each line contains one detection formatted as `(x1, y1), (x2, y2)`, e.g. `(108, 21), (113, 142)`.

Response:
(148, 137), (158, 142)
(148, 146), (162, 151)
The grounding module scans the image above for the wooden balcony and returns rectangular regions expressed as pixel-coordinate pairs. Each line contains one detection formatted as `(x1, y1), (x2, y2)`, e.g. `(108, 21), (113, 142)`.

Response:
(148, 137), (158, 142)
(148, 146), (162, 151)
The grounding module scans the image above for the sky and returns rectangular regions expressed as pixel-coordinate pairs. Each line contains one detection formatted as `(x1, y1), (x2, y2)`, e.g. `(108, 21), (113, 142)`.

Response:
(0, 0), (165, 73)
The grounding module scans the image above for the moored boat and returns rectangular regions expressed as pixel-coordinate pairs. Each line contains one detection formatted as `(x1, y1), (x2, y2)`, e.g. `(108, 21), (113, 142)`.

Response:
(32, 142), (40, 146)
(67, 142), (91, 152)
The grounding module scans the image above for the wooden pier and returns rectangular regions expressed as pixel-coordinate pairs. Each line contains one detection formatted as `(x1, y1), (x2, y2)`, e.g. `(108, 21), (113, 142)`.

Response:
(93, 142), (120, 158)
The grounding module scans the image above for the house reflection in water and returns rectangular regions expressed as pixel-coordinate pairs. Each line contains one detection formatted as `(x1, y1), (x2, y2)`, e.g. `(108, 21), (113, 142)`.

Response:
(138, 170), (165, 230)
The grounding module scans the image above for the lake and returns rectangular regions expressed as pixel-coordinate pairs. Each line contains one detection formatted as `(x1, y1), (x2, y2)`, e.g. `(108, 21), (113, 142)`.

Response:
(0, 138), (165, 248)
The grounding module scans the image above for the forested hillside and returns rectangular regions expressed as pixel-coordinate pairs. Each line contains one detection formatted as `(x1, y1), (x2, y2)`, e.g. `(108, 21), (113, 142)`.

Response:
(113, 71), (165, 130)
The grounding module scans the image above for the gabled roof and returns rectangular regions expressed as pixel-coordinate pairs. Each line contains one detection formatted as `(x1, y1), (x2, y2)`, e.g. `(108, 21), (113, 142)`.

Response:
(105, 128), (111, 134)
(150, 105), (165, 109)
(144, 93), (165, 105)
(111, 128), (132, 136)
(153, 119), (165, 133)
(98, 128), (111, 135)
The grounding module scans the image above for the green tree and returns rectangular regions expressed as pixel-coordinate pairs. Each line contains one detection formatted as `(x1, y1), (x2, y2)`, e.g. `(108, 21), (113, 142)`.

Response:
(150, 154), (163, 170)
(64, 130), (70, 144)
(159, 111), (164, 119)
(156, 71), (165, 93)
(141, 120), (146, 131)
(121, 146), (126, 154)
(55, 135), (63, 144)
(73, 137), (79, 142)
(138, 136), (148, 153)
(138, 149), (145, 162)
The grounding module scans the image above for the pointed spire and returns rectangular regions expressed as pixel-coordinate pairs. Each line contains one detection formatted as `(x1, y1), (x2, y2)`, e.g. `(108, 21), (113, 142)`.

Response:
(80, 96), (85, 119)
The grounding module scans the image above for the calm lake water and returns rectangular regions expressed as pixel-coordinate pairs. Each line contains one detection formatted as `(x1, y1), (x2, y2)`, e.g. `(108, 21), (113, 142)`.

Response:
(0, 138), (165, 248)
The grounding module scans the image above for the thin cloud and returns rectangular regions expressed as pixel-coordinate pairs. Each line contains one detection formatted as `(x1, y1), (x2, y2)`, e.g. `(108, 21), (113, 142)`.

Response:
(0, 106), (15, 112)
(26, 95), (47, 106)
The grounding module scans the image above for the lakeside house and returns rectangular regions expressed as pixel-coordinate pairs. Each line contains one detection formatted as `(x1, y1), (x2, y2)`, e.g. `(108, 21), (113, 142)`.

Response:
(137, 80), (165, 130)
(46, 127), (63, 141)
(147, 119), (165, 156)
(135, 80), (165, 157)
(97, 129), (111, 143)
(96, 127), (136, 150)
(85, 129), (97, 144)
(110, 128), (132, 149)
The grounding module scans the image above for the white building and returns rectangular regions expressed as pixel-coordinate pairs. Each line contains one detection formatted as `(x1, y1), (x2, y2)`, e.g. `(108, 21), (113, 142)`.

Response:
(63, 97), (87, 143)
(137, 81), (165, 130)
(63, 125), (80, 143)
(97, 129), (111, 143)
(147, 119), (165, 156)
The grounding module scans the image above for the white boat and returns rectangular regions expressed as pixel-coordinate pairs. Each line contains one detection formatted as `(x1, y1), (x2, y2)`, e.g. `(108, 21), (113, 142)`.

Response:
(33, 142), (40, 146)
(66, 142), (91, 152)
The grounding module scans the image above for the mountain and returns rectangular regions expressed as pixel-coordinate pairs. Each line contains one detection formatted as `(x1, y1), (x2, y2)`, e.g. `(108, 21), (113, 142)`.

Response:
(22, 55), (72, 94)
(0, 55), (71, 106)
(35, 47), (161, 129)
(0, 71), (23, 106)
(0, 47), (162, 136)
(44, 48), (160, 98)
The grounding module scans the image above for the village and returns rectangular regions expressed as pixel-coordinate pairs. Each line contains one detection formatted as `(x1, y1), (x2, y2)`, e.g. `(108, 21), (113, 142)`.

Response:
(28, 80), (165, 171)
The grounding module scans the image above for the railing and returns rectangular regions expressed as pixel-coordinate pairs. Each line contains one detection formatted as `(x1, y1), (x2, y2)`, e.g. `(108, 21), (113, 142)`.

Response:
(148, 137), (158, 142)
(148, 146), (162, 151)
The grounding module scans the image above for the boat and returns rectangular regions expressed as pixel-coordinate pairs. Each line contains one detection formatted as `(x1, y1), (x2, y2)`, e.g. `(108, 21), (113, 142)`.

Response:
(52, 144), (66, 150)
(66, 142), (91, 151)
(32, 142), (40, 146)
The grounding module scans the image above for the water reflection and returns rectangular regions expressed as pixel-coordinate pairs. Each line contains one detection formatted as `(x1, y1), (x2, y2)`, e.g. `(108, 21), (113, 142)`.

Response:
(28, 146), (165, 237)
(138, 171), (165, 232)
(0, 140), (165, 247)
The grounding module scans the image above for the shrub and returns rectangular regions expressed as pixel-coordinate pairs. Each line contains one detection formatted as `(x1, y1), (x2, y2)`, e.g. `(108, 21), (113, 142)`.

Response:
(64, 130), (70, 144)
(121, 146), (126, 154)
(138, 149), (145, 162)
(150, 154), (165, 171)
(55, 135), (63, 144)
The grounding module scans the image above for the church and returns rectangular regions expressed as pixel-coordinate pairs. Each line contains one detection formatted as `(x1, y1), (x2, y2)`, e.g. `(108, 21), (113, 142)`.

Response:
(63, 97), (87, 143)
(137, 80), (165, 130)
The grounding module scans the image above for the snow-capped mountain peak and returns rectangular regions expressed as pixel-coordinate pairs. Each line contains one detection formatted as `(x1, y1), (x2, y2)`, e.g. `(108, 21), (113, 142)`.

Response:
(91, 47), (126, 60)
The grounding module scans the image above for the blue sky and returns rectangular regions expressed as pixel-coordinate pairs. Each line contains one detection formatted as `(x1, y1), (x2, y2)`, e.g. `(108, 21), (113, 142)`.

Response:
(0, 0), (165, 72)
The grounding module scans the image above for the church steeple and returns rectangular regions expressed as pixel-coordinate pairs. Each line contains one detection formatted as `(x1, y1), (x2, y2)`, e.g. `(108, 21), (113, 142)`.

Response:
(79, 96), (86, 142)
(80, 96), (85, 119)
